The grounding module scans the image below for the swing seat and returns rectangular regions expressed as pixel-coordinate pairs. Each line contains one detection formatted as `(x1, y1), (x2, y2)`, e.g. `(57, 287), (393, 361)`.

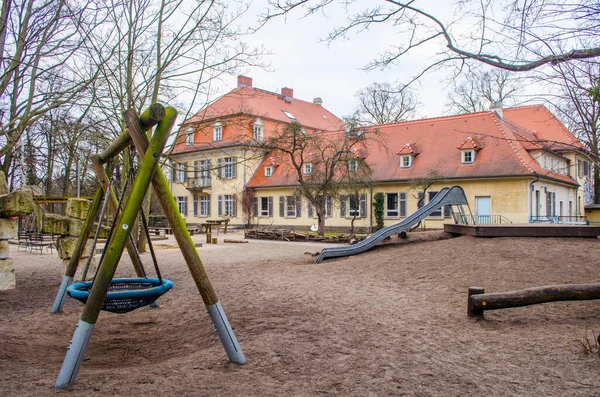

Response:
(67, 278), (174, 314)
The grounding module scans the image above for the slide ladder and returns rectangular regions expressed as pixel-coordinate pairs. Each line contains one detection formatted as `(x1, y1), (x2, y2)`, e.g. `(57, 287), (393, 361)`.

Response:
(317, 186), (471, 263)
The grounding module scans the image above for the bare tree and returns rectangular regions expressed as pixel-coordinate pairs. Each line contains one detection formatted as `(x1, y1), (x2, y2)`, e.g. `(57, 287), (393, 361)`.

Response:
(0, 0), (108, 186)
(446, 69), (521, 114)
(262, 1), (600, 77)
(263, 122), (377, 236)
(353, 82), (419, 125)
(539, 60), (600, 202)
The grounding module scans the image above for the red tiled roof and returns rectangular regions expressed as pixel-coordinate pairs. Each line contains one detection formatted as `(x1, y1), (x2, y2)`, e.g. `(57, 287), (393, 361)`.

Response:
(184, 86), (343, 131)
(457, 136), (481, 150)
(247, 109), (579, 188)
(503, 105), (583, 149)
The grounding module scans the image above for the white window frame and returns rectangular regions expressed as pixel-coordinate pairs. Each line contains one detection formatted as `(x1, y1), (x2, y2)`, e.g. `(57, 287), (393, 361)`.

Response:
(253, 118), (264, 141)
(286, 196), (296, 217)
(461, 149), (475, 164)
(303, 163), (313, 175)
(400, 155), (412, 168)
(178, 163), (186, 182)
(224, 157), (234, 179)
(260, 197), (270, 217)
(265, 166), (274, 177)
(385, 193), (399, 218)
(282, 110), (296, 120)
(348, 194), (360, 217)
(224, 194), (234, 217)
(348, 159), (359, 173)
(199, 195), (210, 217)
(177, 196), (187, 215)
(185, 127), (194, 146)
(213, 122), (223, 141)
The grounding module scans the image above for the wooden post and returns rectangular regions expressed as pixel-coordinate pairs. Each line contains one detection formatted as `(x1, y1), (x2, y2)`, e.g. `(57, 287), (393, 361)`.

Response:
(55, 109), (175, 389)
(50, 186), (104, 313)
(98, 104), (166, 163)
(91, 155), (147, 278)
(467, 286), (485, 317)
(125, 110), (245, 365)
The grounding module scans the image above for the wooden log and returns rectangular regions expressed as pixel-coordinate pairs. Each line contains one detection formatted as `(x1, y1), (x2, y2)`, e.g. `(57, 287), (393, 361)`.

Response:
(224, 239), (248, 243)
(98, 104), (166, 163)
(468, 283), (600, 316)
(91, 155), (147, 278)
(81, 108), (174, 325)
(125, 109), (219, 306)
(467, 286), (485, 317)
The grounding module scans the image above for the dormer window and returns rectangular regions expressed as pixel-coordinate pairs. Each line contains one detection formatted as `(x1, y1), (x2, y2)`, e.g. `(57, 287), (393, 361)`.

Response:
(303, 163), (313, 175)
(253, 118), (264, 141)
(264, 166), (274, 177)
(400, 155), (412, 168)
(461, 149), (475, 164)
(457, 136), (480, 165)
(348, 159), (359, 173)
(213, 121), (223, 141)
(185, 127), (194, 146)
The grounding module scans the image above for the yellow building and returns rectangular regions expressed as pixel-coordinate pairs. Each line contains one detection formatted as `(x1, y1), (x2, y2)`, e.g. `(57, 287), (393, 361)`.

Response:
(170, 76), (592, 232)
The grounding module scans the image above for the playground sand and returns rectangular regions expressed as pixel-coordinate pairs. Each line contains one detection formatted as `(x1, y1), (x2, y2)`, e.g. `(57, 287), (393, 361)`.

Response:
(1, 231), (600, 396)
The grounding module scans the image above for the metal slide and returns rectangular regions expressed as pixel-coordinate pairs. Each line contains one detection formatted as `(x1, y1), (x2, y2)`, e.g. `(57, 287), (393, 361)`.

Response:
(316, 186), (470, 263)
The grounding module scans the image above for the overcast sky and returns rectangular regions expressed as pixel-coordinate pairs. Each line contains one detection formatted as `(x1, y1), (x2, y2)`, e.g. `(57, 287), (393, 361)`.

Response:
(212, 1), (464, 120)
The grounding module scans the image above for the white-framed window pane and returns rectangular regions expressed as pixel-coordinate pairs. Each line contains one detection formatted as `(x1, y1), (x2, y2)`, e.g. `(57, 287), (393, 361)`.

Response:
(224, 157), (233, 178)
(286, 196), (296, 217)
(349, 160), (359, 172)
(260, 197), (269, 216)
(400, 192), (407, 217)
(200, 196), (209, 216)
(401, 155), (411, 168)
(303, 163), (312, 175)
(386, 193), (399, 217)
(265, 166), (273, 177)
(213, 126), (222, 141)
(178, 163), (186, 182)
(224, 195), (234, 216)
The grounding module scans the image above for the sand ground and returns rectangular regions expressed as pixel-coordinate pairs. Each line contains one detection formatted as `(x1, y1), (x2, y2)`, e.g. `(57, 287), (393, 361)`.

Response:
(1, 231), (600, 396)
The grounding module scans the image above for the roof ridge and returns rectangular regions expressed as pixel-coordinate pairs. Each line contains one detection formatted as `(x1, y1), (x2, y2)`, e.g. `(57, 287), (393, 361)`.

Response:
(369, 110), (495, 129)
(492, 116), (536, 173)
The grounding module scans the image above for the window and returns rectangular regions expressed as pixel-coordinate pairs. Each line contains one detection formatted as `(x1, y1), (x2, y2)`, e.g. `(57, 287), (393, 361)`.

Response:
(286, 196), (296, 217)
(282, 110), (296, 120)
(580, 159), (590, 177)
(303, 163), (313, 175)
(300, 128), (307, 134)
(400, 155), (412, 168)
(348, 159), (359, 173)
(265, 166), (274, 177)
(177, 163), (187, 182)
(213, 122), (222, 141)
(224, 195), (235, 217)
(253, 118), (264, 141)
(199, 195), (210, 217)
(428, 191), (442, 217)
(193, 195), (198, 217)
(185, 127), (194, 146)
(386, 193), (399, 217)
(260, 197), (271, 217)
(223, 157), (235, 179)
(198, 160), (211, 187)
(345, 193), (367, 218)
(177, 196), (188, 216)
(461, 150), (475, 164)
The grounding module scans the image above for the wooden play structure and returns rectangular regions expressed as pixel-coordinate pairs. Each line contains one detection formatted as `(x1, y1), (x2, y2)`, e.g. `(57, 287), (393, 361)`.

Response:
(51, 104), (245, 389)
(467, 284), (600, 317)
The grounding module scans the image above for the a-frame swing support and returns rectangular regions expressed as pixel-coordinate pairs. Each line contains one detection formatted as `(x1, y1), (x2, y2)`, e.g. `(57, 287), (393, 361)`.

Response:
(50, 105), (166, 313)
(55, 106), (245, 389)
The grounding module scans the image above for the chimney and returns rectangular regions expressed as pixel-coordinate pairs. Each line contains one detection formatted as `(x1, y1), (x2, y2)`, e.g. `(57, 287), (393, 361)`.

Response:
(313, 97), (323, 106)
(237, 75), (253, 87)
(489, 101), (503, 119)
(281, 87), (293, 99)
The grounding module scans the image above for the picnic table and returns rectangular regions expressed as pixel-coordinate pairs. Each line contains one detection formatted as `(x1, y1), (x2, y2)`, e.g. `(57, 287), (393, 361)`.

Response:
(200, 219), (230, 243)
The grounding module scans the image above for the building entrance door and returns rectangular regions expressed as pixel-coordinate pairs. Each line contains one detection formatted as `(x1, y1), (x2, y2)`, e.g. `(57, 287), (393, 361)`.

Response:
(476, 196), (491, 223)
